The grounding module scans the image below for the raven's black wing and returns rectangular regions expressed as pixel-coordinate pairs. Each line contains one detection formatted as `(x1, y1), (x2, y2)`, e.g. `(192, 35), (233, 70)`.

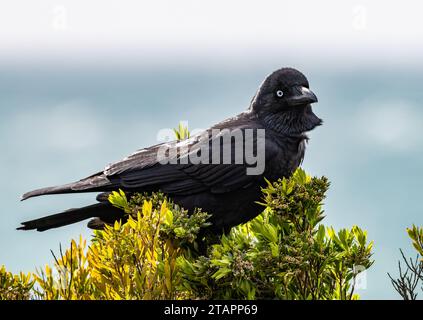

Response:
(106, 122), (268, 195)
(22, 115), (269, 199)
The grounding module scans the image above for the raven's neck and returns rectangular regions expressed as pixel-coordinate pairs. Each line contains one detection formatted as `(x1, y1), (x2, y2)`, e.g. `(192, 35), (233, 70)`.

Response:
(258, 106), (322, 136)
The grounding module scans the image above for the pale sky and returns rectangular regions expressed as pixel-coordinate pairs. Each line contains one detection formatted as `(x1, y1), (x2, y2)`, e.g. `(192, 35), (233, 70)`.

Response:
(0, 0), (422, 66)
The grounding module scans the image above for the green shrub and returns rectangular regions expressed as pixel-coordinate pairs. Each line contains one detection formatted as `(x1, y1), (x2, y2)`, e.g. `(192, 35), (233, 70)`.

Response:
(0, 265), (33, 300)
(32, 194), (210, 300)
(178, 169), (373, 299)
(0, 169), (374, 300)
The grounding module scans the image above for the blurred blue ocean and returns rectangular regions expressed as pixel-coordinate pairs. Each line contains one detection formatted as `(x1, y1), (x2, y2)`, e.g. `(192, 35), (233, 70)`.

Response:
(0, 63), (422, 299)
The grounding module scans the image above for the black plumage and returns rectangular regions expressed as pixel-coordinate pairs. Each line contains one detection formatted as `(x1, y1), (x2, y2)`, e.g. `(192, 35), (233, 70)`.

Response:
(19, 67), (321, 233)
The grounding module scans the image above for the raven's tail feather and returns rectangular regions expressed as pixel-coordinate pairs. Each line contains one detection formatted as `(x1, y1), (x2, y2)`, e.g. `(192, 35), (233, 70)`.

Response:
(21, 183), (84, 201)
(17, 202), (123, 232)
(21, 174), (113, 201)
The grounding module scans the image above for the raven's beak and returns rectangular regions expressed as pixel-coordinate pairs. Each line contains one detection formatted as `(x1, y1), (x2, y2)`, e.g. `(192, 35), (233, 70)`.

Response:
(286, 86), (318, 106)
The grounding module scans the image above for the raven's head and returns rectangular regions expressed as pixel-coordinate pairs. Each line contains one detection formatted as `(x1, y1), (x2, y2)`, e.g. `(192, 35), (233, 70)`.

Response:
(251, 68), (322, 135)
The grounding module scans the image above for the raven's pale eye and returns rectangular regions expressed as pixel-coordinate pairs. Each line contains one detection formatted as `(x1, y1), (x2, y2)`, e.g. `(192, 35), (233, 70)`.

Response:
(276, 90), (284, 97)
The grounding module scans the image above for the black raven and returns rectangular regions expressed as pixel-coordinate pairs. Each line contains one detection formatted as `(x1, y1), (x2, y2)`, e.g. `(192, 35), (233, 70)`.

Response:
(19, 67), (321, 233)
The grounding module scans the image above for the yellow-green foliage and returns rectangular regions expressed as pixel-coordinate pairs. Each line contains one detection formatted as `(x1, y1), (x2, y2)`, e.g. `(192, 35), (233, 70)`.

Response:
(173, 122), (190, 141)
(0, 266), (33, 300)
(407, 225), (423, 258)
(31, 193), (209, 300)
(1, 169), (378, 300)
(33, 237), (93, 300)
(89, 198), (195, 300)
